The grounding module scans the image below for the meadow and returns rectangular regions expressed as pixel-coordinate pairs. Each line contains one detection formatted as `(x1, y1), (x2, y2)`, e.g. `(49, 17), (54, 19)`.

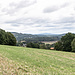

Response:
(0, 45), (75, 75)
(42, 41), (57, 44)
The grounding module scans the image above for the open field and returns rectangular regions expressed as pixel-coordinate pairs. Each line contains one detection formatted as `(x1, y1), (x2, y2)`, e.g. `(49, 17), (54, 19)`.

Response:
(42, 41), (58, 44)
(0, 45), (75, 75)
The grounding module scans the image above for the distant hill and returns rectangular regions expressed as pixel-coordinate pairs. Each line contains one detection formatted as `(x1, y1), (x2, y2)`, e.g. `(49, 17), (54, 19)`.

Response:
(11, 32), (38, 41)
(11, 32), (66, 42)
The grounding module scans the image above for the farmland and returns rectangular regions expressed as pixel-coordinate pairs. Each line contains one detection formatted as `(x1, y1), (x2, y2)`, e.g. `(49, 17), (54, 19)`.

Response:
(0, 45), (75, 75)
(42, 41), (58, 44)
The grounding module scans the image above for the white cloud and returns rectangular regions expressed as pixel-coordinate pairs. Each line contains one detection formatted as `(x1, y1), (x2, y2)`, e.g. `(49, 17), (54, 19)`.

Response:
(0, 0), (75, 34)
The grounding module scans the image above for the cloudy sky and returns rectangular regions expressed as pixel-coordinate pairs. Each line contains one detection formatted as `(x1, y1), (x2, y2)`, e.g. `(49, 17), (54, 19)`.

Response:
(0, 0), (75, 34)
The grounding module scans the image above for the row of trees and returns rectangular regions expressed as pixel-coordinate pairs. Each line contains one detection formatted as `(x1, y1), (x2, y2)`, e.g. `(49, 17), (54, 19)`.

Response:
(54, 33), (75, 52)
(26, 42), (54, 49)
(0, 29), (16, 46)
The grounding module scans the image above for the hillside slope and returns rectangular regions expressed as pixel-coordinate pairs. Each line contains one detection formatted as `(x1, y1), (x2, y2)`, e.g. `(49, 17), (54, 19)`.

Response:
(0, 45), (75, 75)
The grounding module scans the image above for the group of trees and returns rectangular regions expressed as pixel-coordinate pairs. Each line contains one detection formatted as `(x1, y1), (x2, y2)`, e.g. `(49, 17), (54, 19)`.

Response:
(0, 29), (16, 46)
(26, 42), (54, 50)
(54, 33), (75, 52)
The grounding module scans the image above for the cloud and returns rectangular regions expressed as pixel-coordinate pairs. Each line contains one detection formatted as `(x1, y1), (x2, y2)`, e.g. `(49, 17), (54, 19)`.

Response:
(55, 16), (75, 24)
(0, 0), (75, 34)
(43, 2), (70, 13)
(2, 0), (36, 15)
(43, 6), (59, 13)
(5, 17), (50, 26)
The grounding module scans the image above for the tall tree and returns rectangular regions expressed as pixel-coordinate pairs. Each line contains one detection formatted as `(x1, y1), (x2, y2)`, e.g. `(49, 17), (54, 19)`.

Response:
(0, 29), (16, 46)
(7, 32), (16, 46)
(61, 32), (75, 52)
(71, 38), (75, 52)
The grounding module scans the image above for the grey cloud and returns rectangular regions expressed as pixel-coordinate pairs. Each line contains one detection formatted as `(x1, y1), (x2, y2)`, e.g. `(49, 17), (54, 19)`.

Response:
(44, 3), (69, 13)
(44, 6), (59, 13)
(11, 24), (20, 27)
(2, 0), (36, 15)
(5, 17), (49, 25)
(62, 26), (75, 30)
(5, 17), (57, 28)
(9, 0), (36, 9)
(61, 2), (70, 8)
(55, 17), (75, 24)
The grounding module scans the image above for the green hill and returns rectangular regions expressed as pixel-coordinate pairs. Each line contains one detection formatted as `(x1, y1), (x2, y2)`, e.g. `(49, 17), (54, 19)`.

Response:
(0, 45), (75, 75)
(11, 32), (60, 42)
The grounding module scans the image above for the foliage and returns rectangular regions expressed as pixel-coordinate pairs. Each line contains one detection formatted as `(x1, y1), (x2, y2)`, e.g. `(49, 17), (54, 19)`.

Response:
(11, 32), (60, 42)
(0, 29), (6, 44)
(61, 32), (75, 52)
(7, 32), (16, 46)
(0, 29), (16, 46)
(71, 38), (75, 52)
(54, 41), (63, 50)
(55, 32), (75, 52)
(26, 42), (52, 49)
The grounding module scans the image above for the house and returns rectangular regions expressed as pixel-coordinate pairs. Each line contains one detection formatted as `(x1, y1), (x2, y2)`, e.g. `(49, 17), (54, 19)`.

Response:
(23, 44), (26, 47)
(50, 47), (54, 50)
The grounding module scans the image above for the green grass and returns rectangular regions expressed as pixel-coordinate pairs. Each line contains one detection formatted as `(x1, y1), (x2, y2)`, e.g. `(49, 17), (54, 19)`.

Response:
(0, 45), (75, 75)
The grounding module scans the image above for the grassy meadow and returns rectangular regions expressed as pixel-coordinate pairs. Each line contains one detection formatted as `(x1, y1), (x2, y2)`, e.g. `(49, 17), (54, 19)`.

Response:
(42, 41), (57, 44)
(0, 45), (75, 75)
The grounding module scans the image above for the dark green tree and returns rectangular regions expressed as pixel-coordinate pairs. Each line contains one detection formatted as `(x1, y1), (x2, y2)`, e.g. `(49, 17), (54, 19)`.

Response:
(71, 38), (75, 52)
(54, 41), (63, 51)
(61, 32), (75, 52)
(0, 29), (6, 44)
(7, 32), (16, 46)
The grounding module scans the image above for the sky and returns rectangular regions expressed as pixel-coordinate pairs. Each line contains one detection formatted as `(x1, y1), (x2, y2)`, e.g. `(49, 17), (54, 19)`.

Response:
(0, 0), (75, 34)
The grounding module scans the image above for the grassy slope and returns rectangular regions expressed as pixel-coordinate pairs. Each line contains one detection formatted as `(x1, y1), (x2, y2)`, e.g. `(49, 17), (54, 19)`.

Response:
(0, 45), (75, 75)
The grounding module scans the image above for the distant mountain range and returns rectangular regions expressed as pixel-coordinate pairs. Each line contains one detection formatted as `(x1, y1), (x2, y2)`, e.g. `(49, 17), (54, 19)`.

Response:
(36, 33), (58, 35)
(11, 32), (66, 42)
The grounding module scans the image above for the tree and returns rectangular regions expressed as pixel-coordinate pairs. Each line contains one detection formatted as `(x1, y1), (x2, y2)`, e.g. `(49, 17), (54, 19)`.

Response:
(54, 41), (63, 50)
(61, 32), (75, 52)
(71, 38), (75, 52)
(7, 32), (16, 46)
(0, 29), (16, 46)
(39, 44), (46, 49)
(0, 29), (6, 44)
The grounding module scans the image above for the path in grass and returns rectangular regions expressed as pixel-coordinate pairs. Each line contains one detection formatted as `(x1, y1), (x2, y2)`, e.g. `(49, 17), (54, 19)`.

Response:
(0, 45), (75, 75)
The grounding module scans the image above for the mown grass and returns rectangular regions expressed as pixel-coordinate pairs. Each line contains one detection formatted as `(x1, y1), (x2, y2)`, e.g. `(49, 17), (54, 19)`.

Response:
(0, 45), (75, 75)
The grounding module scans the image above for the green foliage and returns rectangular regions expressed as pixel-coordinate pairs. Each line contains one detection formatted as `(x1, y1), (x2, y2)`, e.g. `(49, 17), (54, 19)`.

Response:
(11, 32), (60, 42)
(61, 32), (75, 52)
(0, 29), (6, 44)
(39, 44), (46, 49)
(0, 29), (16, 46)
(7, 32), (16, 46)
(71, 38), (75, 52)
(54, 41), (63, 50)
(55, 32), (75, 52)
(26, 42), (52, 49)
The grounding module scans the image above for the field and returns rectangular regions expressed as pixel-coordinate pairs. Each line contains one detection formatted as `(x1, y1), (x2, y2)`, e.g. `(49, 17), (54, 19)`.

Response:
(42, 41), (57, 44)
(0, 45), (75, 75)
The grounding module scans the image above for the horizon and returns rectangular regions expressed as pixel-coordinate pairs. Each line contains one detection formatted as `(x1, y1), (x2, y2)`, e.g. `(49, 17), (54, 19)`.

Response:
(0, 0), (75, 34)
(11, 31), (72, 35)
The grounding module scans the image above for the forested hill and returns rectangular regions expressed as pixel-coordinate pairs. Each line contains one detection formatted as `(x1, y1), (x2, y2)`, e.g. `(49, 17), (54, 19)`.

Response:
(11, 32), (65, 42)
(11, 32), (38, 41)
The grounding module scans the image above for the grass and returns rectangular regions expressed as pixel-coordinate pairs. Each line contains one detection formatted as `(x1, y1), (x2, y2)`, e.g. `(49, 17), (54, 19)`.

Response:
(0, 45), (75, 75)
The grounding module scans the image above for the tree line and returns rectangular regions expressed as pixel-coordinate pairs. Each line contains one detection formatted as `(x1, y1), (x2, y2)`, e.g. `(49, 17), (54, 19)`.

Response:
(16, 41), (54, 50)
(54, 32), (75, 52)
(0, 29), (16, 46)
